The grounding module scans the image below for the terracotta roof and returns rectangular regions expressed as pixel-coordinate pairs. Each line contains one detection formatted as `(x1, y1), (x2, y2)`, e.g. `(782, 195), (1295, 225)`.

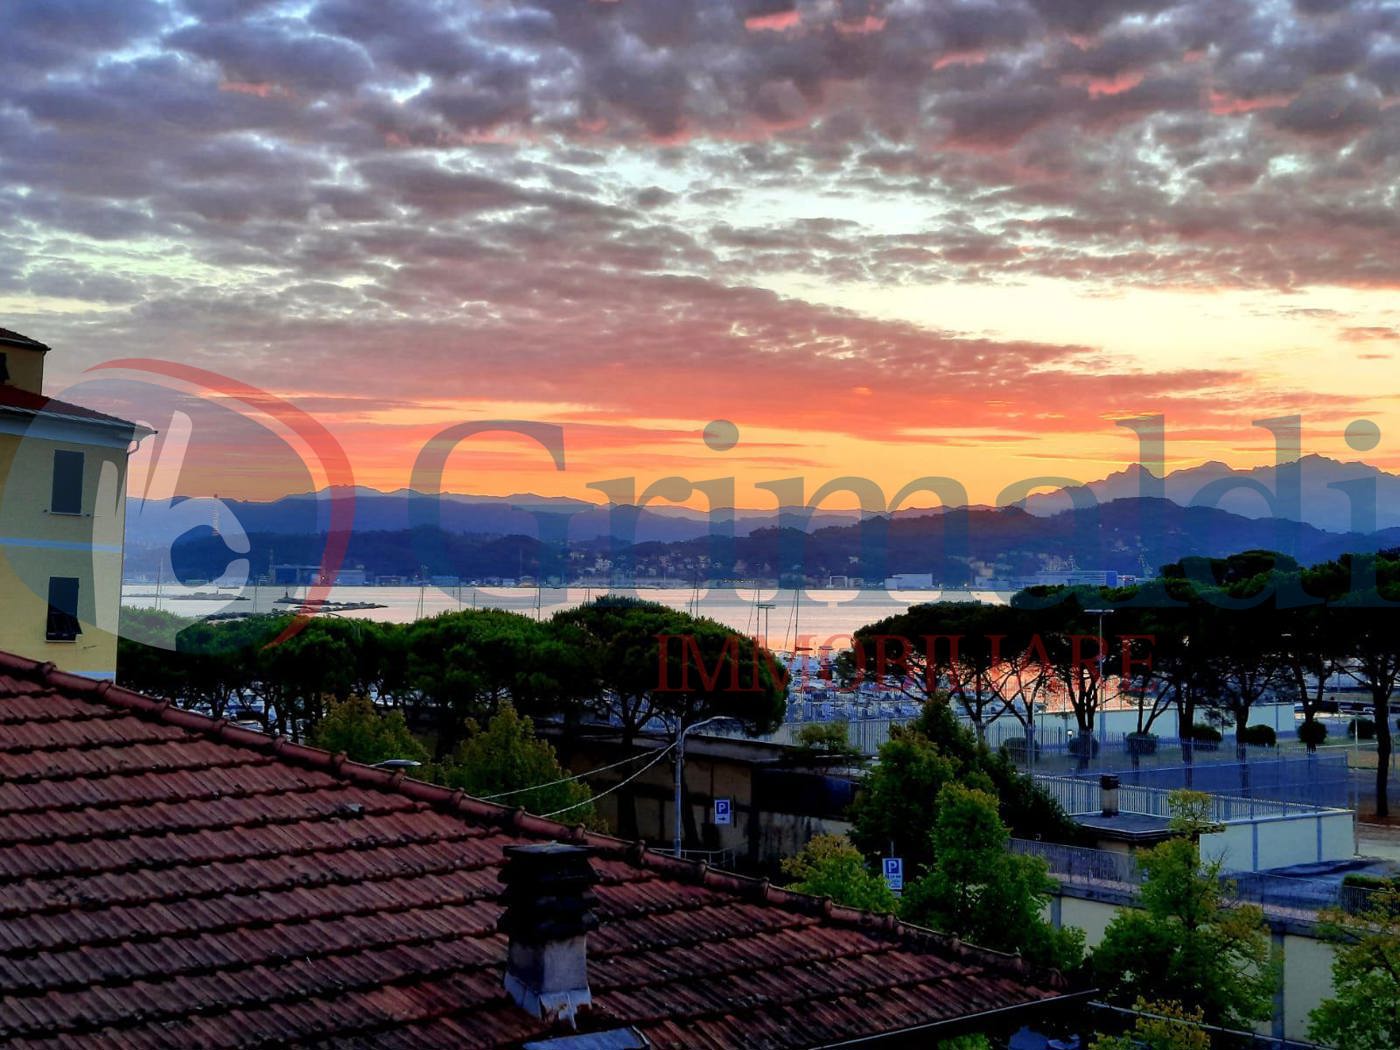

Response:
(0, 652), (1081, 1049)
(0, 384), (149, 434)
(0, 327), (50, 352)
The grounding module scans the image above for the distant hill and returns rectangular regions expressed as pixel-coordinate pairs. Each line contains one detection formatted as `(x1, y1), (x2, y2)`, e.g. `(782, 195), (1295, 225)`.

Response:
(1021, 455), (1400, 533)
(126, 488), (863, 548)
(129, 455), (1400, 554)
(147, 496), (1400, 586)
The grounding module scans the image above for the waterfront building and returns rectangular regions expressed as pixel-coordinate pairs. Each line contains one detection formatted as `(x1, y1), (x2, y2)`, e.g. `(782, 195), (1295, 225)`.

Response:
(0, 328), (151, 677)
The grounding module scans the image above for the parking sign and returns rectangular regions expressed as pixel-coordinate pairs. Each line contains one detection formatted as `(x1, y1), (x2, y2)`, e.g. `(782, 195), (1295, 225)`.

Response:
(882, 857), (903, 891)
(714, 798), (732, 825)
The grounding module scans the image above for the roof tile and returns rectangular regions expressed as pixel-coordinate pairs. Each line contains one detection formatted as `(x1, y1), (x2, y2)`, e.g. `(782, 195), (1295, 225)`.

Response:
(0, 650), (1080, 1048)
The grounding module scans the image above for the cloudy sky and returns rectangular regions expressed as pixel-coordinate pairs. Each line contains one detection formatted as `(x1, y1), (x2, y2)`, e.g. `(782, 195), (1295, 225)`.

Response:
(3, 0), (1398, 505)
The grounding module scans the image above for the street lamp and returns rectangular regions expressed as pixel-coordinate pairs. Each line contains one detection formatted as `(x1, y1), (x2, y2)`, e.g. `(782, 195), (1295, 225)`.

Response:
(674, 715), (735, 858)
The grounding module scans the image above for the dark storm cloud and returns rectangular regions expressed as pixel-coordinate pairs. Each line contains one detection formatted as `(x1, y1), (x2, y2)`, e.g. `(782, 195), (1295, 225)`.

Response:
(1, 0), (1397, 434)
(0, 0), (169, 72)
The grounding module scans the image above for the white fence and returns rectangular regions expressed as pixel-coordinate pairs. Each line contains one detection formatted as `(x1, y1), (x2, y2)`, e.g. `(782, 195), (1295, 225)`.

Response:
(1032, 774), (1356, 871)
(1012, 838), (1378, 915)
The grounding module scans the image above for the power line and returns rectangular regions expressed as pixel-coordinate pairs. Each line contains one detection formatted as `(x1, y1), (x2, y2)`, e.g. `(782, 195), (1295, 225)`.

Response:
(541, 742), (677, 818)
(477, 744), (665, 801)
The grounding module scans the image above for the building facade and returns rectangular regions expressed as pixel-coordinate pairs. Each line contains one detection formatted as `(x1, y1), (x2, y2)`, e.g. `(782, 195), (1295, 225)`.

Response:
(0, 328), (151, 678)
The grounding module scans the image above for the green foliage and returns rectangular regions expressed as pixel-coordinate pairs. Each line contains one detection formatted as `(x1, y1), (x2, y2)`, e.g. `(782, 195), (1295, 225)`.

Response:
(1067, 733), (1100, 758)
(1093, 792), (1276, 1029)
(849, 701), (1080, 874)
(1090, 1000), (1210, 1050)
(311, 696), (427, 766)
(1298, 719), (1329, 746)
(898, 784), (1084, 971)
(406, 609), (582, 755)
(442, 702), (597, 825)
(118, 607), (198, 650)
(1126, 731), (1158, 756)
(117, 613), (416, 741)
(934, 1037), (991, 1050)
(1308, 883), (1400, 1050)
(848, 725), (959, 873)
(1000, 734), (1040, 761)
(555, 597), (787, 739)
(780, 834), (896, 913)
(1350, 717), (1377, 740)
(793, 721), (859, 760)
(554, 596), (786, 839)
(1189, 723), (1222, 743)
(1238, 723), (1276, 747)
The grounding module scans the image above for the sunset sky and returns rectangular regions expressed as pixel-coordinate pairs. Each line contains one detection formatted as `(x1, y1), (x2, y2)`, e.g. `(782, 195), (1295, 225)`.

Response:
(3, 0), (1398, 507)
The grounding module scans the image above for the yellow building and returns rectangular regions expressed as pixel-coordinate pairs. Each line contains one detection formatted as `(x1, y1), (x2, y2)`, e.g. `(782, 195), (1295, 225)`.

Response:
(0, 327), (152, 678)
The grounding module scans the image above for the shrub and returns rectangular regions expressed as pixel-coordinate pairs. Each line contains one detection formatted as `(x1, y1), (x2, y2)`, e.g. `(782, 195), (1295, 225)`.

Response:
(1297, 720), (1329, 747)
(1190, 723), (1222, 742)
(1126, 732), (1158, 756)
(1068, 733), (1100, 758)
(1238, 724), (1277, 747)
(1350, 718), (1377, 741)
(793, 721), (860, 761)
(1001, 735), (1041, 761)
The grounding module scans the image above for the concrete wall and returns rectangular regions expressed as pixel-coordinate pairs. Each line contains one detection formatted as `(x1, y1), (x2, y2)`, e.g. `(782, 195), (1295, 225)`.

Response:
(1280, 931), (1337, 1041)
(0, 423), (131, 678)
(1200, 810), (1355, 871)
(2, 345), (46, 394)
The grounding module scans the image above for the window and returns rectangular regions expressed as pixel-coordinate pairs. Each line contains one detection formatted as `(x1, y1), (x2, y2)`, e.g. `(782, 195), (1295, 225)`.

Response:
(46, 577), (82, 642)
(0, 353), (8, 383)
(51, 450), (84, 514)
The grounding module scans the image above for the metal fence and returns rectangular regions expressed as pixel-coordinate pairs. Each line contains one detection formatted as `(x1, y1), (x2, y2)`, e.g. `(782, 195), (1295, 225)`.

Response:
(1227, 870), (1377, 914)
(661, 847), (741, 871)
(1092, 754), (1355, 810)
(1031, 773), (1341, 822)
(1012, 838), (1380, 915)
(1010, 838), (1141, 884)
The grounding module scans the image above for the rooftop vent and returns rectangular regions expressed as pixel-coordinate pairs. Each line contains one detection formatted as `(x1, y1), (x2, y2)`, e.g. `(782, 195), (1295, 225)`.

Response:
(1100, 773), (1120, 817)
(499, 842), (599, 1027)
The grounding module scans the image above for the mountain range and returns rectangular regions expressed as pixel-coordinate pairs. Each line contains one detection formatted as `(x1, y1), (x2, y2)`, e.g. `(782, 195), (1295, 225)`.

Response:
(128, 456), (1400, 554)
(146, 495), (1400, 587)
(1020, 455), (1400, 533)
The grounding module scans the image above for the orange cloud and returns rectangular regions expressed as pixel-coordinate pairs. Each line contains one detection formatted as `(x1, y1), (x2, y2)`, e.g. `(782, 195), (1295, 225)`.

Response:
(745, 10), (800, 32)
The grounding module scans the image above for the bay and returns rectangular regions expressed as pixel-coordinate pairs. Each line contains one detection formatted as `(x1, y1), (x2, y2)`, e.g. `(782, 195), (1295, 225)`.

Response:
(122, 584), (1008, 652)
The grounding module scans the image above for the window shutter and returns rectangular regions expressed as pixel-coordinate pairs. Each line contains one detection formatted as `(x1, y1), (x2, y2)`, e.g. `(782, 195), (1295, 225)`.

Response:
(46, 577), (82, 641)
(51, 450), (84, 514)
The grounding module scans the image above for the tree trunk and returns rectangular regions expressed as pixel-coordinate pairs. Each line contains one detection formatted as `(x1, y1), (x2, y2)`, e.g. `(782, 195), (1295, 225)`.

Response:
(1235, 707), (1252, 796)
(1076, 713), (1093, 772)
(1179, 690), (1197, 780)
(1375, 689), (1391, 819)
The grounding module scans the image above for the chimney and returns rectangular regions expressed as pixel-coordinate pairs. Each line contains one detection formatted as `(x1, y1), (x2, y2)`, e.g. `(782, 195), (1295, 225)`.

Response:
(1100, 773), (1120, 817)
(499, 843), (599, 1027)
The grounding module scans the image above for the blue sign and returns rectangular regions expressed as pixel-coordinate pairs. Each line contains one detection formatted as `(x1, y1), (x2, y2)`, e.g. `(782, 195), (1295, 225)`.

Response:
(713, 798), (732, 826)
(882, 857), (903, 891)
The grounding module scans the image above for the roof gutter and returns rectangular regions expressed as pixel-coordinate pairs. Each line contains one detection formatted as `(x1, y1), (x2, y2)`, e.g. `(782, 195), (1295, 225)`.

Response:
(0, 402), (155, 438)
(812, 988), (1100, 1049)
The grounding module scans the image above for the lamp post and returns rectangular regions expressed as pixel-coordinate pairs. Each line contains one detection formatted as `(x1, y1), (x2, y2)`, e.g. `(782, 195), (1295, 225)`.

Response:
(674, 715), (732, 858)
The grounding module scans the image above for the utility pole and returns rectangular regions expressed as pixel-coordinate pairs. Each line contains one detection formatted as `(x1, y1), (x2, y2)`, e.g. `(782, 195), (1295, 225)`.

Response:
(674, 716), (731, 858)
